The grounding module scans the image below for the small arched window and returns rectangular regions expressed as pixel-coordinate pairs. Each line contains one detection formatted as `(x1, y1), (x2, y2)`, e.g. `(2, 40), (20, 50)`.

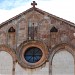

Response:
(8, 27), (15, 32)
(50, 26), (58, 32)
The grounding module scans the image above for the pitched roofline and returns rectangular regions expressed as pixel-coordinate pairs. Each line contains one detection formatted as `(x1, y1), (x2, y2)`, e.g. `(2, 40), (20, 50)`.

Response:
(0, 7), (75, 28)
(35, 8), (75, 26)
(0, 7), (33, 27)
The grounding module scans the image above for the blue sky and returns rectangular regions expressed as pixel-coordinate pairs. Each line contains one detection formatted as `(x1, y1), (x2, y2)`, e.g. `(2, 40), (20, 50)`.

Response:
(0, 0), (31, 10)
(0, 0), (75, 24)
(0, 0), (50, 10)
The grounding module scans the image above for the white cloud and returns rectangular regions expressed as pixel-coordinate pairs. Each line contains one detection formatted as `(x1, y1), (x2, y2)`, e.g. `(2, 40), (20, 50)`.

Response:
(36, 0), (75, 23)
(0, 9), (9, 23)
(0, 1), (31, 23)
(0, 0), (75, 24)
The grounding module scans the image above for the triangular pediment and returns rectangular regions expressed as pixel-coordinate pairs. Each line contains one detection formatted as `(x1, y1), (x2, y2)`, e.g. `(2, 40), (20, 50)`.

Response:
(0, 6), (75, 28)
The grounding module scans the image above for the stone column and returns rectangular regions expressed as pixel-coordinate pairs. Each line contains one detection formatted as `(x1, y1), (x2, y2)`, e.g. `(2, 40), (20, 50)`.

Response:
(12, 61), (16, 75)
(49, 59), (52, 75)
(74, 58), (75, 75)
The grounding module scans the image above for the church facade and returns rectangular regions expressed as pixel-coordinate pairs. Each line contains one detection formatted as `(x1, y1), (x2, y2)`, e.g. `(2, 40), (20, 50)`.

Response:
(0, 1), (75, 75)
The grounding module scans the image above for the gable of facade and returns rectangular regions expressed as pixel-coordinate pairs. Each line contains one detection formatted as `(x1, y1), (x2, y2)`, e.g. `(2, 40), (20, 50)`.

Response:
(0, 1), (75, 75)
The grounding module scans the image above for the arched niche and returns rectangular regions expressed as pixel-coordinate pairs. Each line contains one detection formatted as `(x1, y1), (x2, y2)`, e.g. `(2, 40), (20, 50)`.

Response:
(0, 51), (13, 75)
(0, 45), (16, 61)
(52, 50), (74, 75)
(0, 45), (16, 75)
(49, 43), (75, 75)
(8, 27), (16, 48)
(50, 26), (59, 47)
(28, 20), (38, 40)
(27, 13), (40, 40)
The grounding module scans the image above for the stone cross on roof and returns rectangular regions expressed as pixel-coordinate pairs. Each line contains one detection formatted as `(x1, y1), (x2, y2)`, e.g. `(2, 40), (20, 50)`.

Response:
(31, 1), (37, 8)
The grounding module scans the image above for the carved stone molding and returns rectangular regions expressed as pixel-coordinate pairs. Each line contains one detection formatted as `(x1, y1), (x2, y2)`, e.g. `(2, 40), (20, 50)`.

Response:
(17, 40), (49, 69)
